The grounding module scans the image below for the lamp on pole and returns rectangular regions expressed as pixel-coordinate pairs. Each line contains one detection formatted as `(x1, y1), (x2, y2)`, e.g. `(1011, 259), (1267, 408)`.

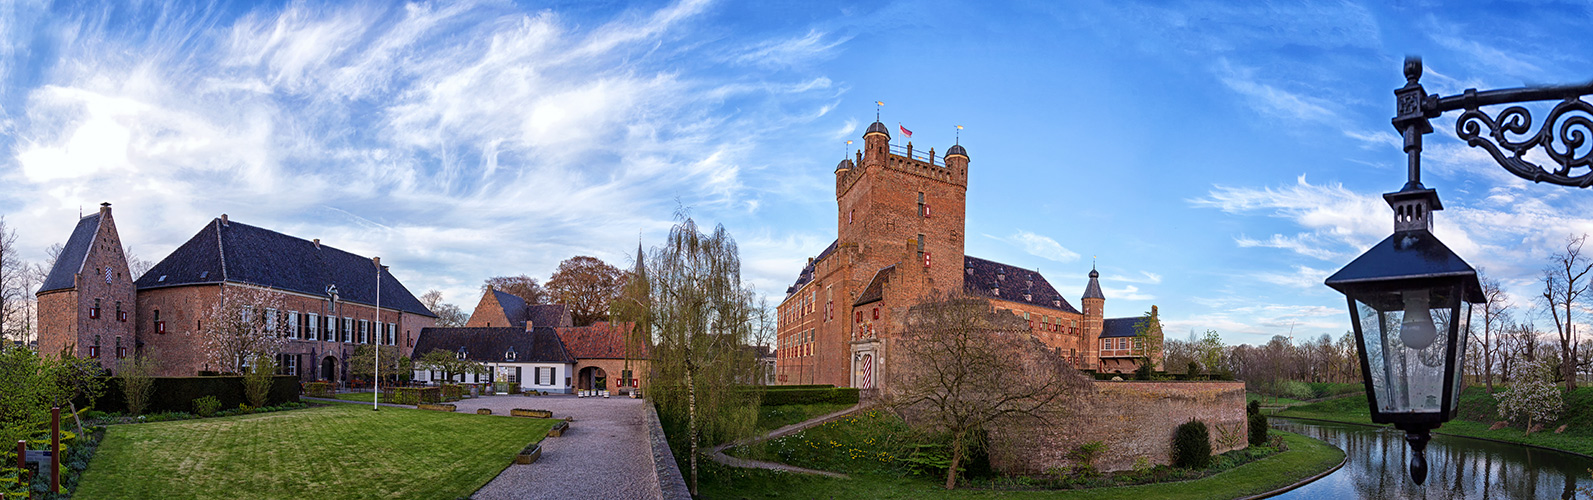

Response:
(374, 257), (384, 412)
(1326, 57), (1593, 485)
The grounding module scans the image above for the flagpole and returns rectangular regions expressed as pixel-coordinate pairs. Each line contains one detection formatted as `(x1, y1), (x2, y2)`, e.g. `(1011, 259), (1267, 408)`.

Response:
(373, 256), (381, 412)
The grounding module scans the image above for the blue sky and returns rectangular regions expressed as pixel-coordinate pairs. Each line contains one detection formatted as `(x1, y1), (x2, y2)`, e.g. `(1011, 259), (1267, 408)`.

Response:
(4, 0), (1593, 346)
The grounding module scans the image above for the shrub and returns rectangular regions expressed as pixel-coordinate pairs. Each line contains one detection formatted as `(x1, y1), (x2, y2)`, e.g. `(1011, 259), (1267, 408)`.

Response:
(1248, 413), (1269, 446)
(440, 384), (465, 401)
(1134, 362), (1154, 381)
(1171, 419), (1211, 469)
(1186, 361), (1201, 378)
(1495, 379), (1564, 434)
(1068, 441), (1107, 476)
(192, 396), (221, 417)
(243, 356), (276, 409)
(388, 387), (441, 405)
(303, 381), (333, 397)
(116, 356), (158, 416)
(757, 387), (860, 406)
(1247, 399), (1261, 416)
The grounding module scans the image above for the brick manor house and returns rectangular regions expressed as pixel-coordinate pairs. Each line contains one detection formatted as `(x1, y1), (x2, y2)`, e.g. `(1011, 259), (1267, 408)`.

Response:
(775, 119), (1163, 388)
(36, 204), (438, 379)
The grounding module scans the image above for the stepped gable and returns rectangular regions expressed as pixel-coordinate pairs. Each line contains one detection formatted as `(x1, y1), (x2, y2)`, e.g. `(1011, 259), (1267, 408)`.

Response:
(554, 321), (642, 359)
(962, 255), (1079, 314)
(37, 214), (103, 294)
(413, 326), (574, 363)
(1100, 317), (1148, 338)
(852, 265), (896, 307)
(784, 239), (838, 298)
(133, 218), (436, 317)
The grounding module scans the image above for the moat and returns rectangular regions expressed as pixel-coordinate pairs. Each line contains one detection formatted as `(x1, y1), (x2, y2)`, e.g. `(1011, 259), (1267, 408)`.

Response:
(1273, 418), (1593, 499)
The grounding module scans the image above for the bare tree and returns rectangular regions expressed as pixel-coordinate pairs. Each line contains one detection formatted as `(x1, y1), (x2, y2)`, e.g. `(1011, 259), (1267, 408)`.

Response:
(482, 275), (547, 305)
(124, 247), (155, 281)
(546, 256), (625, 326)
(418, 290), (468, 327)
(1540, 234), (1590, 390)
(0, 217), (23, 343)
(198, 285), (289, 374)
(887, 293), (1090, 489)
(1473, 273), (1513, 392)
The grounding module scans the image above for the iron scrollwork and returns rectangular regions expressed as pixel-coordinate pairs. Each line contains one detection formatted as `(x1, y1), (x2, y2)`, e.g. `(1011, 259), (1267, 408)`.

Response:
(1455, 98), (1593, 187)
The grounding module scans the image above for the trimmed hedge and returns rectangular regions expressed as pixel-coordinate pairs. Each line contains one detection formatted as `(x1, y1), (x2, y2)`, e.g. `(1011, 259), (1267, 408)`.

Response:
(80, 376), (300, 414)
(303, 381), (333, 397)
(385, 387), (442, 405)
(758, 387), (860, 406)
(440, 384), (465, 401)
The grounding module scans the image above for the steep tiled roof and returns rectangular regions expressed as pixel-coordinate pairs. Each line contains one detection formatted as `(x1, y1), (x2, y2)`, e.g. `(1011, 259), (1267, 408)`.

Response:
(413, 327), (574, 364)
(853, 265), (896, 307)
(1082, 268), (1105, 300)
(527, 304), (573, 328)
(555, 321), (644, 359)
(1101, 317), (1149, 338)
(492, 290), (529, 325)
(134, 218), (436, 317)
(784, 239), (838, 299)
(38, 214), (102, 294)
(962, 256), (1079, 314)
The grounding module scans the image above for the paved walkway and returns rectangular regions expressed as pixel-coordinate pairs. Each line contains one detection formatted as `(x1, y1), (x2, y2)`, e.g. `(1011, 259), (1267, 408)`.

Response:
(706, 403), (867, 478)
(456, 394), (661, 500)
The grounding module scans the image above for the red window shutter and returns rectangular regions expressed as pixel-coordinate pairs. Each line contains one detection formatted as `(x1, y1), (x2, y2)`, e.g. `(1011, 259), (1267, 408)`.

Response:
(855, 311), (862, 323)
(90, 308), (99, 319)
(924, 204), (931, 217)
(118, 310), (127, 322)
(924, 251), (932, 268)
(156, 321), (166, 334)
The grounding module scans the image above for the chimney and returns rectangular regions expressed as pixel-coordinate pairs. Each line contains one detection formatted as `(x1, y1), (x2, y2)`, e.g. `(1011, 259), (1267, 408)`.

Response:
(1151, 305), (1158, 317)
(220, 214), (229, 226)
(312, 239), (320, 249)
(373, 256), (381, 268)
(99, 202), (111, 216)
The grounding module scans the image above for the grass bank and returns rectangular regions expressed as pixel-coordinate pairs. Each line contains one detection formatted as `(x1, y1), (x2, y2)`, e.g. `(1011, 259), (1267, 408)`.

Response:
(755, 402), (854, 433)
(702, 430), (1342, 499)
(1276, 386), (1593, 456)
(76, 401), (556, 499)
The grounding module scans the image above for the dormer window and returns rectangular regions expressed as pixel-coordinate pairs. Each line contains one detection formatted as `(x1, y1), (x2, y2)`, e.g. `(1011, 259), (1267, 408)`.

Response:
(506, 346), (517, 362)
(457, 347), (467, 360)
(993, 287), (1000, 296)
(199, 271), (209, 279)
(157, 275), (167, 282)
(1053, 300), (1061, 307)
(1024, 294), (1032, 302)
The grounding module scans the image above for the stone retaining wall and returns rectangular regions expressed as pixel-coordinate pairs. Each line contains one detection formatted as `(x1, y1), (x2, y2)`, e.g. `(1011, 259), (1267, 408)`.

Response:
(988, 381), (1247, 474)
(645, 402), (692, 500)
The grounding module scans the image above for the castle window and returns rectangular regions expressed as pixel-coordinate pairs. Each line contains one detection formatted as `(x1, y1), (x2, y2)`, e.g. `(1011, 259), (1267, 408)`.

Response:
(855, 311), (862, 323)
(155, 309), (166, 334)
(849, 209), (854, 224)
(116, 302), (126, 322)
(91, 299), (101, 319)
(116, 337), (126, 359)
(88, 335), (100, 358)
(873, 307), (879, 320)
(917, 192), (926, 217)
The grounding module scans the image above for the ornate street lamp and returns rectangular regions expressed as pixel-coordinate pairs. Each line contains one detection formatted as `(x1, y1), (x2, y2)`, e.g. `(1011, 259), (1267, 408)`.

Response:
(1329, 56), (1593, 485)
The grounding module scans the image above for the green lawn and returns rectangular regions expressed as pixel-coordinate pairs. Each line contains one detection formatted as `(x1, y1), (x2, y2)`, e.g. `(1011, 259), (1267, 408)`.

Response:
(75, 402), (556, 499)
(700, 431), (1343, 499)
(1246, 393), (1304, 407)
(1276, 386), (1593, 456)
(755, 403), (855, 433)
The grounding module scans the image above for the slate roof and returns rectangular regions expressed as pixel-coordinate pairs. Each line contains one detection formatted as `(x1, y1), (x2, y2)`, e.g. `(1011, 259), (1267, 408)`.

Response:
(1100, 317), (1150, 338)
(555, 321), (645, 359)
(38, 214), (102, 294)
(489, 289), (573, 328)
(1082, 268), (1105, 300)
(962, 256), (1080, 314)
(784, 239), (838, 299)
(853, 265), (896, 307)
(413, 327), (574, 364)
(133, 218), (437, 317)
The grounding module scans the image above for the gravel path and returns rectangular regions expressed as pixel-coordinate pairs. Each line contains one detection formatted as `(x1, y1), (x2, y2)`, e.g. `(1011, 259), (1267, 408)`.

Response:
(460, 394), (661, 500)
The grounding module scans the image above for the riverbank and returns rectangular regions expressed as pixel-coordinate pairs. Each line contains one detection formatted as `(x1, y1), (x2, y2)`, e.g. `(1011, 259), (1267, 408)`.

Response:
(700, 429), (1344, 499)
(1274, 386), (1593, 457)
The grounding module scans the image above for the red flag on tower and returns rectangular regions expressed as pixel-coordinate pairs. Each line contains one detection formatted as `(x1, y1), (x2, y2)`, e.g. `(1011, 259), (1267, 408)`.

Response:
(899, 124), (913, 138)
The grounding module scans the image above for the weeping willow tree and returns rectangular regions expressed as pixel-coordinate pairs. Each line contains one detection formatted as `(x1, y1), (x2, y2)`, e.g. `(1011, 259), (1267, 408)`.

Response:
(624, 215), (762, 496)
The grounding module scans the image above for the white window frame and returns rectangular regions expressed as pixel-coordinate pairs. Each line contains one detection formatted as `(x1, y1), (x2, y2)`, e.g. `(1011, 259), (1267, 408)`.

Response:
(359, 320), (369, 344)
(343, 317), (353, 343)
(287, 312), (300, 339)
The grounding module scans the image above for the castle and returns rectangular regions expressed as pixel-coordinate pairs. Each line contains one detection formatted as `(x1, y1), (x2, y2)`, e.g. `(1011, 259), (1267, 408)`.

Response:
(774, 119), (1162, 388)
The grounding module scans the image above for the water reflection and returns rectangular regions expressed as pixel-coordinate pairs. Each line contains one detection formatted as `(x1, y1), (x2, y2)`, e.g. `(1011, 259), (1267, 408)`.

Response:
(1273, 419), (1593, 499)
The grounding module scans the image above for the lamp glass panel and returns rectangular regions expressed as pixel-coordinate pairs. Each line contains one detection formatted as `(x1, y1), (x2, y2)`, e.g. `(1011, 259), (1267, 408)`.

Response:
(1354, 286), (1458, 417)
(1452, 300), (1472, 412)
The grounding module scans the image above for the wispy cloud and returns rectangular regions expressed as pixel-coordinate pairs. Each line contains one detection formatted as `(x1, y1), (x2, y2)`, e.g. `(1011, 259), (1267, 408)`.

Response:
(1104, 271), (1162, 285)
(0, 0), (848, 306)
(1102, 284), (1154, 301)
(997, 230), (1081, 263)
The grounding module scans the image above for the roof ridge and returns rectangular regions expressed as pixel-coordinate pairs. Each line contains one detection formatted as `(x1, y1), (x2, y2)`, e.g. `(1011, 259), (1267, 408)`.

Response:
(76, 214), (104, 277)
(215, 218), (228, 282)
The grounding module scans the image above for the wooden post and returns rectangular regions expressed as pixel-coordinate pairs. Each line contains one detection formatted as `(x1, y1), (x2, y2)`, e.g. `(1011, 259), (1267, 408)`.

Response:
(15, 440), (26, 500)
(50, 407), (59, 494)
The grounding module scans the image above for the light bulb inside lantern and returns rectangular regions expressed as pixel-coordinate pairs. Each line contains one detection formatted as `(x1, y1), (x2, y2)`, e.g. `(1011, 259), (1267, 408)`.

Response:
(1400, 290), (1437, 350)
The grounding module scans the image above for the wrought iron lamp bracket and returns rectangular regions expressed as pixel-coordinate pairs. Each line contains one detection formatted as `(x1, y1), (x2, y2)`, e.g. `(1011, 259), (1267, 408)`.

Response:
(1401, 57), (1593, 188)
